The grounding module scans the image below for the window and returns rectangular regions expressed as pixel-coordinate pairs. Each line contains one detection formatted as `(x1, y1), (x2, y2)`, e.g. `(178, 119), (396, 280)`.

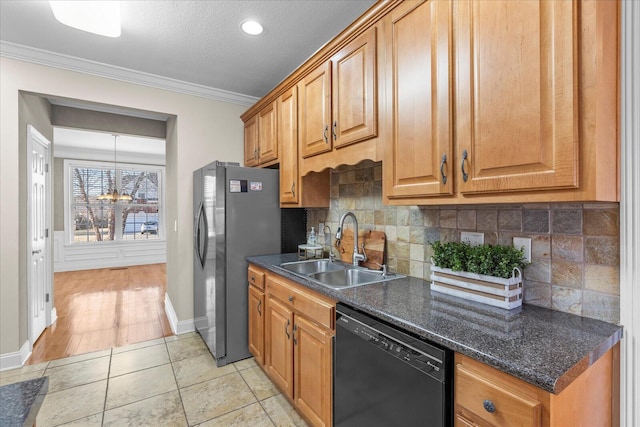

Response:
(66, 160), (163, 243)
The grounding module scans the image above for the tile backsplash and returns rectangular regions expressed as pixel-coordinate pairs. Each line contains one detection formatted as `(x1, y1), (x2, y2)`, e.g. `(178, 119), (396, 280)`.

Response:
(307, 160), (620, 324)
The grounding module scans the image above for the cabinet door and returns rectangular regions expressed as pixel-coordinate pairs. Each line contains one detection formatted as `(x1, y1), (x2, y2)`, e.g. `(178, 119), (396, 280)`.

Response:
(265, 296), (294, 398)
(299, 62), (332, 158)
(383, 0), (453, 199)
(294, 315), (333, 427)
(332, 26), (377, 149)
(258, 101), (278, 164)
(455, 0), (578, 194)
(244, 115), (258, 167)
(278, 87), (299, 204)
(248, 285), (265, 366)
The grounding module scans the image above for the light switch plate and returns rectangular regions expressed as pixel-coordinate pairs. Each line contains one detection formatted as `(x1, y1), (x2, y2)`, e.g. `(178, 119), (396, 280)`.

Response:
(513, 237), (532, 263)
(460, 231), (484, 247)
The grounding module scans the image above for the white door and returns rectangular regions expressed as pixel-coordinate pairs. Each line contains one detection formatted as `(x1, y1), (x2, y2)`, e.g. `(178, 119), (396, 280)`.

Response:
(27, 125), (51, 344)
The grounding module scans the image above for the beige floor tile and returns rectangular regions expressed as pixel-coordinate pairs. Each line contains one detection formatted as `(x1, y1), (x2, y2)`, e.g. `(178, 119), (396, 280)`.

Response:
(233, 357), (258, 371)
(1, 361), (49, 378)
(198, 402), (275, 427)
(261, 394), (309, 427)
(166, 336), (210, 363)
(103, 390), (187, 427)
(44, 356), (110, 393)
(57, 413), (103, 426)
(0, 369), (45, 386)
(106, 363), (177, 409)
(35, 380), (107, 427)
(164, 332), (198, 342)
(112, 337), (166, 354)
(47, 349), (111, 368)
(181, 372), (257, 425)
(173, 352), (236, 389)
(239, 366), (279, 401)
(109, 343), (169, 377)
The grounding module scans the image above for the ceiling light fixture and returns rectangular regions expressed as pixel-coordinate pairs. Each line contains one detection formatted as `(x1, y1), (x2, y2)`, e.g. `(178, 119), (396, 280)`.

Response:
(97, 135), (132, 203)
(241, 20), (263, 36)
(49, 1), (121, 38)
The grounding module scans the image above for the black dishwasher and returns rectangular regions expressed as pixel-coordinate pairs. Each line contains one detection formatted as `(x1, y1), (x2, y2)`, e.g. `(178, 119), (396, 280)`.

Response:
(334, 303), (452, 427)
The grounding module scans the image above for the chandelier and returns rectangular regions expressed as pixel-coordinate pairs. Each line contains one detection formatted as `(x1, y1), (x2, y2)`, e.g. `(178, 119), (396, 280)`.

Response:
(97, 134), (132, 202)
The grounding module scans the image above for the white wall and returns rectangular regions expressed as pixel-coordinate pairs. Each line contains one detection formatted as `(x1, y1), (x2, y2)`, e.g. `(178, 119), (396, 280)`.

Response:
(0, 56), (248, 356)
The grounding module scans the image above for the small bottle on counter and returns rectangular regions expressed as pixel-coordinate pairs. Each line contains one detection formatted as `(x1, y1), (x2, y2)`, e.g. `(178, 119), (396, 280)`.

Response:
(307, 227), (317, 246)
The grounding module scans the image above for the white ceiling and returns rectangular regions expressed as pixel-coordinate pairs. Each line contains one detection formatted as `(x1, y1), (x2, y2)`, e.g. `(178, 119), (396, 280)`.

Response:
(0, 0), (376, 99)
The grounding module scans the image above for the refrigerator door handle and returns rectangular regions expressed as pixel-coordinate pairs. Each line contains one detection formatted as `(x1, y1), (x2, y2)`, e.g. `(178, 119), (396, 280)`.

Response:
(195, 202), (207, 268)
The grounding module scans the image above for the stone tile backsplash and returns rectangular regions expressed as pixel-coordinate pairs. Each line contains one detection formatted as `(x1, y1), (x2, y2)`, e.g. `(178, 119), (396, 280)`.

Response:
(306, 161), (620, 324)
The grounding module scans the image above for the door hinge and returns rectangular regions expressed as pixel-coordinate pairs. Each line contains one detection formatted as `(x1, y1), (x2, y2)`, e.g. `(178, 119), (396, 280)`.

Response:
(45, 228), (49, 238)
(46, 293), (50, 303)
(45, 163), (49, 173)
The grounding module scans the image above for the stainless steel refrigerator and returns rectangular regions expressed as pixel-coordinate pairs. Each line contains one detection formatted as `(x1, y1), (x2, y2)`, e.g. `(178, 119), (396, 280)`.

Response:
(193, 161), (281, 366)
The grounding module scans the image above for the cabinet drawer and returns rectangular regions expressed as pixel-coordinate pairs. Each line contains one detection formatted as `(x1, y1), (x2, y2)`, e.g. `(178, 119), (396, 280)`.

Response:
(248, 265), (265, 290)
(266, 275), (335, 330)
(456, 359), (542, 427)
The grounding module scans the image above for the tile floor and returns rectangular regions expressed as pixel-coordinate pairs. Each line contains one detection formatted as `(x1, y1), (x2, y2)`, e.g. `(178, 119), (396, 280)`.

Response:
(0, 333), (309, 426)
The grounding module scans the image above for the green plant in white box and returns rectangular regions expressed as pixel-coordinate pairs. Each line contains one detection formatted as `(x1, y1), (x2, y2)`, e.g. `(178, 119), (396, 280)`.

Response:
(429, 241), (528, 309)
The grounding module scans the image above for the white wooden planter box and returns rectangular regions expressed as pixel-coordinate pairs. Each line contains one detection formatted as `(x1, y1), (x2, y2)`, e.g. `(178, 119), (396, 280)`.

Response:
(430, 265), (523, 310)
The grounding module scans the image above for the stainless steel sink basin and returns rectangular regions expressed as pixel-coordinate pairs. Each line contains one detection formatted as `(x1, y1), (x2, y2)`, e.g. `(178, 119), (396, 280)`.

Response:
(280, 259), (347, 275)
(278, 259), (404, 290)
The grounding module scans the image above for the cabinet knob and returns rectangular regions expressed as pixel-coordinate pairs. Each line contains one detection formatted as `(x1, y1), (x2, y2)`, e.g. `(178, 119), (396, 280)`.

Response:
(251, 276), (255, 282)
(288, 295), (294, 302)
(483, 399), (496, 413)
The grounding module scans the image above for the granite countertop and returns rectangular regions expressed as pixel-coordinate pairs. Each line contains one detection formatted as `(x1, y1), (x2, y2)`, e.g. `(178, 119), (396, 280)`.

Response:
(0, 376), (49, 427)
(248, 253), (623, 394)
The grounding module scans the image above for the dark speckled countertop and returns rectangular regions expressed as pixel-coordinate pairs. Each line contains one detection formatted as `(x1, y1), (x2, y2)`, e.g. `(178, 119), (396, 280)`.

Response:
(248, 253), (623, 394)
(0, 376), (48, 427)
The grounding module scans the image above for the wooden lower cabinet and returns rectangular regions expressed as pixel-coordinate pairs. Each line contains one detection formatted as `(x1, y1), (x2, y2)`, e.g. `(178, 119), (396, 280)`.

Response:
(259, 270), (336, 427)
(294, 315), (333, 427)
(455, 345), (619, 427)
(248, 284), (265, 366)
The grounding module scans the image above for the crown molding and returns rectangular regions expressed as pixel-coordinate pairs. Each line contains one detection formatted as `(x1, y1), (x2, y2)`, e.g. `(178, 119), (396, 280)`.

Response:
(0, 41), (259, 107)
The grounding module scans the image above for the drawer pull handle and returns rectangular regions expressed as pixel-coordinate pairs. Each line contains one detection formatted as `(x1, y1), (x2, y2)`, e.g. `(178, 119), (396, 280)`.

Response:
(323, 125), (329, 144)
(285, 319), (291, 339)
(293, 324), (298, 345)
(257, 300), (262, 316)
(288, 295), (294, 302)
(483, 399), (496, 413)
(332, 121), (337, 141)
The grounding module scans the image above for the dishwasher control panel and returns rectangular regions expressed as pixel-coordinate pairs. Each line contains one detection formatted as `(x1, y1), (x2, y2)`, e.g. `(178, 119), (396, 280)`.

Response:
(337, 308), (445, 383)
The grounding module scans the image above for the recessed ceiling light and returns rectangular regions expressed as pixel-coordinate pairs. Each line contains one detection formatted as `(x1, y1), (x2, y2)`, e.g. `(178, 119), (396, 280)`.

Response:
(49, 1), (121, 38)
(241, 20), (263, 36)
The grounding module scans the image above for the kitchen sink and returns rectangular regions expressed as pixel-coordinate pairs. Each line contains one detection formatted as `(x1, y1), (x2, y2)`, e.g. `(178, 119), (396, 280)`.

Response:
(278, 259), (404, 290)
(280, 259), (347, 275)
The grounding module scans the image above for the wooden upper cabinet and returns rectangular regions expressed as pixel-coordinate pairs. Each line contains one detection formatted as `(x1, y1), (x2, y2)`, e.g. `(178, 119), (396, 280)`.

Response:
(244, 101), (278, 167)
(299, 62), (332, 158)
(278, 87), (299, 205)
(383, 0), (453, 199)
(258, 101), (278, 164)
(455, 0), (578, 194)
(332, 26), (377, 149)
(244, 114), (258, 167)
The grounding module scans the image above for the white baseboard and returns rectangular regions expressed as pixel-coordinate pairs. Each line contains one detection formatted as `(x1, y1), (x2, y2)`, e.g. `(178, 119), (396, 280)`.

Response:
(0, 341), (32, 371)
(164, 293), (194, 335)
(50, 307), (57, 325)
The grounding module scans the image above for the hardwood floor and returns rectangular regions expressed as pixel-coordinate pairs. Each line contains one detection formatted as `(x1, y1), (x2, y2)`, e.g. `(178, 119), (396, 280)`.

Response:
(27, 263), (173, 365)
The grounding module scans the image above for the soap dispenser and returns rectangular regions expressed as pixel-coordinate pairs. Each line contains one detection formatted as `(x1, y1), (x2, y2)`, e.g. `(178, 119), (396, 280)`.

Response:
(308, 227), (317, 246)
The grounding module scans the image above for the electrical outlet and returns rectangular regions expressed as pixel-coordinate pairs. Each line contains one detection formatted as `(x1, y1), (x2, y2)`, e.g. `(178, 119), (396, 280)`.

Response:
(318, 222), (325, 236)
(460, 231), (484, 247)
(513, 237), (532, 263)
